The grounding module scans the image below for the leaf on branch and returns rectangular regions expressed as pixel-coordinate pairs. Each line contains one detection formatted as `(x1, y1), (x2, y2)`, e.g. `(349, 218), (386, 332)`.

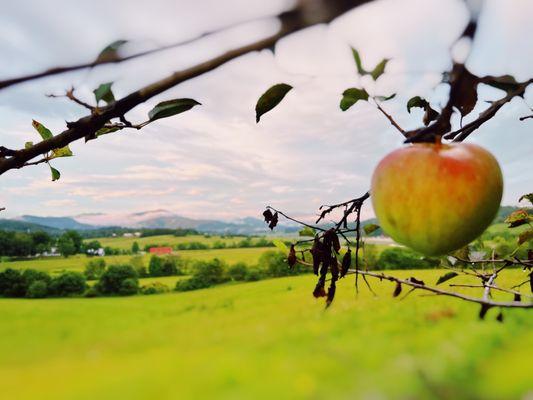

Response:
(95, 39), (128, 63)
(436, 272), (458, 285)
(313, 280), (327, 298)
(93, 82), (115, 105)
(340, 88), (369, 111)
(268, 212), (279, 230)
(529, 272), (533, 293)
(504, 210), (530, 228)
(363, 223), (380, 235)
(450, 68), (479, 117)
(351, 48), (367, 75)
(393, 282), (402, 297)
(408, 277), (425, 286)
(311, 236), (322, 276)
(288, 245), (297, 268)
(478, 304), (491, 320)
(513, 293), (521, 302)
(519, 193), (533, 205)
(406, 96), (429, 113)
(32, 120), (53, 140)
(518, 229), (533, 245)
(272, 239), (289, 254)
(262, 209), (273, 223)
(496, 311), (504, 323)
(484, 75), (521, 93)
(24, 141), (33, 149)
(148, 98), (201, 122)
(255, 83), (293, 123)
(326, 283), (336, 308)
(51, 146), (73, 159)
(96, 126), (121, 137)
(375, 93), (396, 102)
(370, 59), (389, 81)
(341, 249), (351, 278)
(406, 96), (439, 125)
(49, 165), (60, 181)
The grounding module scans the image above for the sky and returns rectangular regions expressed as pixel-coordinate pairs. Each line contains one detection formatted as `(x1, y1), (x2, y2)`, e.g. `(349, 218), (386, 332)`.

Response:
(0, 0), (532, 222)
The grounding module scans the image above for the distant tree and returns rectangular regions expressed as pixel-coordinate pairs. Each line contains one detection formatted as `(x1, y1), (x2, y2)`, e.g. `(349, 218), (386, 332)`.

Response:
(57, 235), (76, 258)
(131, 241), (140, 254)
(49, 272), (86, 296)
(84, 240), (102, 253)
(97, 265), (138, 295)
(84, 258), (106, 280)
(30, 231), (52, 254)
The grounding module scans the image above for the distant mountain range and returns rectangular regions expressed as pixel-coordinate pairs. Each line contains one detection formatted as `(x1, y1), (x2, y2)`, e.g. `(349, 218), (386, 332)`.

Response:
(1, 209), (297, 235)
(0, 206), (524, 235)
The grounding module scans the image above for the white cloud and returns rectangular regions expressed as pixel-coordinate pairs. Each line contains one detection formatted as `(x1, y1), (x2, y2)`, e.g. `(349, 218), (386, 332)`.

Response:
(0, 0), (532, 222)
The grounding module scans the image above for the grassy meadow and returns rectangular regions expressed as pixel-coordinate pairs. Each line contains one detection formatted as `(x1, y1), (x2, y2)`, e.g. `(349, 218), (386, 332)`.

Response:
(1, 247), (273, 274)
(0, 269), (531, 400)
(95, 234), (270, 250)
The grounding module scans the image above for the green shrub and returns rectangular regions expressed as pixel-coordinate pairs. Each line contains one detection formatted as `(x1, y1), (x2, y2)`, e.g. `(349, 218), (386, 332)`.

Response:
(258, 250), (305, 277)
(228, 262), (248, 281)
(22, 269), (52, 286)
(141, 282), (170, 295)
(0, 268), (26, 297)
(377, 247), (438, 270)
(244, 269), (262, 282)
(84, 286), (101, 298)
(175, 258), (229, 292)
(84, 258), (106, 280)
(130, 256), (148, 277)
(49, 272), (87, 296)
(26, 280), (48, 298)
(149, 255), (183, 276)
(97, 264), (138, 295)
(119, 278), (139, 296)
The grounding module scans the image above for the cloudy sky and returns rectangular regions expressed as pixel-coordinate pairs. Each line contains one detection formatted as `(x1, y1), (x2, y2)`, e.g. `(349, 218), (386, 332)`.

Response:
(0, 0), (532, 222)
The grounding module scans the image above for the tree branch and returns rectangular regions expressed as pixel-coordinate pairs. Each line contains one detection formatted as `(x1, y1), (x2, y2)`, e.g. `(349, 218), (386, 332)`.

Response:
(0, 0), (373, 175)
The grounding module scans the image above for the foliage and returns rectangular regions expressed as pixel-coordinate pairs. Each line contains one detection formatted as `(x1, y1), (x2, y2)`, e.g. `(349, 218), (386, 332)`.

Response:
(130, 256), (148, 277)
(97, 264), (138, 295)
(57, 230), (83, 257)
(227, 262), (249, 281)
(84, 258), (106, 280)
(175, 259), (229, 291)
(0, 268), (26, 297)
(49, 272), (86, 296)
(131, 241), (140, 254)
(118, 278), (139, 296)
(257, 250), (307, 277)
(377, 247), (439, 270)
(26, 280), (48, 298)
(149, 255), (182, 277)
(141, 282), (170, 295)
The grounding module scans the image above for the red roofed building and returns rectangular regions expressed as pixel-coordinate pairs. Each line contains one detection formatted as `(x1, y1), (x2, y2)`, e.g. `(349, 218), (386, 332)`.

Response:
(149, 247), (173, 255)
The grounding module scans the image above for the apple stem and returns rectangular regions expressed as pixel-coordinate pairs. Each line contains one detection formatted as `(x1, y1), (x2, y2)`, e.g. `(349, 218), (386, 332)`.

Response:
(434, 134), (443, 148)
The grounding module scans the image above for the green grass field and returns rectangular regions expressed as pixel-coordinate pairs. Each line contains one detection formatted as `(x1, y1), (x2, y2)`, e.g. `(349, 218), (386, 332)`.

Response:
(0, 247), (274, 273)
(94, 234), (273, 250)
(0, 269), (530, 400)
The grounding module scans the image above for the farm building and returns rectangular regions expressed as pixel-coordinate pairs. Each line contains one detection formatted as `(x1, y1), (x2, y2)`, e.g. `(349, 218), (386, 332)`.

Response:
(148, 247), (173, 255)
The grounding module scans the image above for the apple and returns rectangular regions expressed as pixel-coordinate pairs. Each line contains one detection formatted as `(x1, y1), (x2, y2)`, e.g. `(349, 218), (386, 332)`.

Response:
(371, 142), (503, 256)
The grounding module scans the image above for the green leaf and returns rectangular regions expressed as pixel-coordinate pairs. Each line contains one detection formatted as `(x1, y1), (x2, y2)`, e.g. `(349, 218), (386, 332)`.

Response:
(95, 40), (128, 63)
(519, 193), (533, 205)
(255, 84), (293, 123)
(370, 59), (389, 81)
(24, 141), (33, 149)
(518, 229), (533, 245)
(272, 239), (289, 255)
(351, 48), (367, 75)
(375, 93), (396, 102)
(96, 126), (121, 137)
(148, 98), (201, 122)
(340, 88), (369, 111)
(51, 146), (73, 159)
(93, 82), (115, 104)
(436, 272), (458, 285)
(406, 96), (429, 113)
(49, 165), (60, 181)
(363, 224), (380, 235)
(32, 120), (53, 140)
(505, 210), (531, 228)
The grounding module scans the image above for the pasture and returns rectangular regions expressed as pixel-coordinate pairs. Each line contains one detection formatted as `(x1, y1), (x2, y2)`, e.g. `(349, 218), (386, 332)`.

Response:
(0, 269), (531, 400)
(94, 234), (272, 250)
(0, 247), (274, 274)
